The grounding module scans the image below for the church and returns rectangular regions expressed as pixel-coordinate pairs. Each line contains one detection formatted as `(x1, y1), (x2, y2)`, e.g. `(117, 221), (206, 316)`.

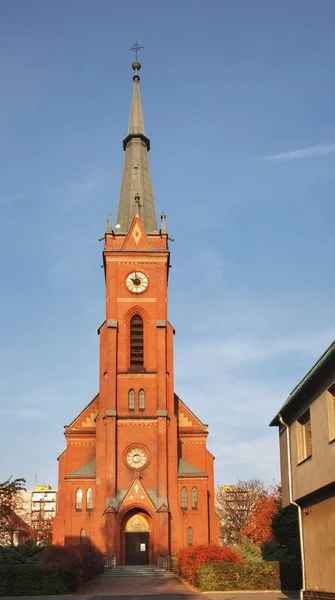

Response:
(53, 57), (219, 565)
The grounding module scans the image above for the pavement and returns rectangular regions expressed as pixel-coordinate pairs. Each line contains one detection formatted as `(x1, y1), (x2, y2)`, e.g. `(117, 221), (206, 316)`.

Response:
(1, 572), (300, 600)
(76, 572), (199, 598)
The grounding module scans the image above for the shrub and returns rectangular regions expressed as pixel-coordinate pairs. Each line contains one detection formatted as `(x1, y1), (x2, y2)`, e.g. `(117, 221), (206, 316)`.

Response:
(0, 541), (44, 565)
(178, 544), (241, 585)
(42, 543), (102, 589)
(196, 561), (302, 591)
(0, 544), (103, 595)
(234, 540), (263, 562)
(0, 565), (72, 596)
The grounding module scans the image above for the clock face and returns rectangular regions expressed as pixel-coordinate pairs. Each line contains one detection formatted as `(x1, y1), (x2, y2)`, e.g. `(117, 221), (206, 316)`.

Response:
(126, 447), (148, 469)
(126, 271), (148, 294)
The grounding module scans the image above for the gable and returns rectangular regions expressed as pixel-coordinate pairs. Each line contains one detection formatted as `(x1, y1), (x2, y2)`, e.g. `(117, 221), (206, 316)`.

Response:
(121, 214), (153, 251)
(116, 478), (157, 513)
(65, 395), (99, 431)
(176, 394), (208, 431)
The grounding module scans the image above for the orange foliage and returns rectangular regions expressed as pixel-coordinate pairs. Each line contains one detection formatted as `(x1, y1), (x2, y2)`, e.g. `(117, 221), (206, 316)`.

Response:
(178, 544), (241, 585)
(241, 494), (277, 545)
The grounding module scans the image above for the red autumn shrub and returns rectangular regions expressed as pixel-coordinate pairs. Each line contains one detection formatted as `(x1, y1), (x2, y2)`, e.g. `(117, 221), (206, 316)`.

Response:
(41, 544), (81, 570)
(178, 544), (241, 585)
(41, 544), (102, 589)
(41, 545), (82, 590)
(74, 544), (102, 583)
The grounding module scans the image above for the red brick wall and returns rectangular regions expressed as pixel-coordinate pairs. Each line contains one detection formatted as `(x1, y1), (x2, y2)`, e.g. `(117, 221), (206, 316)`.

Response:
(53, 221), (219, 558)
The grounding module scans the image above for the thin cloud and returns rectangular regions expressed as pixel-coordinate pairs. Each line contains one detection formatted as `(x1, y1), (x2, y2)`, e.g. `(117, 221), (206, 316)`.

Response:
(0, 170), (107, 205)
(262, 143), (335, 162)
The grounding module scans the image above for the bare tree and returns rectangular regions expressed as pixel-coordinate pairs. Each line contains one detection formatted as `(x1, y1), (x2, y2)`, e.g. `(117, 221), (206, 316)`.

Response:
(31, 507), (53, 545)
(215, 478), (265, 545)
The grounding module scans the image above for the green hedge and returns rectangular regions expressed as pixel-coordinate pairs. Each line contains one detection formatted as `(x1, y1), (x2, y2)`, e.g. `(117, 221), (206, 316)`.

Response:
(196, 561), (302, 591)
(0, 564), (77, 596)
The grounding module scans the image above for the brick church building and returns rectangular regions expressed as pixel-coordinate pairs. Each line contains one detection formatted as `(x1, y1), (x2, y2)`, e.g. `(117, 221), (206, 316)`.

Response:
(53, 59), (219, 564)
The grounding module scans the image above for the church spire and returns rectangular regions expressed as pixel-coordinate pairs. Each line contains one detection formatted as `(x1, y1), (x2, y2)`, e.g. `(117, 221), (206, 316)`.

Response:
(116, 59), (158, 234)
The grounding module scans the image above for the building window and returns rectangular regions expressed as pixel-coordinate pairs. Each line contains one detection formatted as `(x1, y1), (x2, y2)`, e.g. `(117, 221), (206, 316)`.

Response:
(187, 527), (193, 546)
(128, 389), (135, 410)
(86, 488), (93, 511)
(75, 488), (83, 511)
(130, 314), (144, 369)
(327, 382), (335, 441)
(80, 528), (86, 544)
(192, 486), (198, 509)
(139, 389), (145, 410)
(181, 487), (187, 510)
(297, 409), (312, 463)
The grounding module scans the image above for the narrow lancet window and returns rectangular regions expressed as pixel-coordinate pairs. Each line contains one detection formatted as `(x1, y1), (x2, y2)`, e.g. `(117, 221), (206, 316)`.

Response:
(75, 489), (83, 511)
(130, 314), (144, 368)
(80, 528), (86, 544)
(192, 486), (198, 509)
(139, 389), (145, 410)
(187, 527), (193, 546)
(86, 488), (93, 511)
(128, 389), (135, 410)
(181, 487), (187, 510)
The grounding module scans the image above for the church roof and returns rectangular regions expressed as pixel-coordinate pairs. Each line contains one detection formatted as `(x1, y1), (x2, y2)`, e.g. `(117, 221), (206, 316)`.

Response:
(65, 458), (96, 479)
(116, 61), (158, 234)
(178, 458), (207, 478)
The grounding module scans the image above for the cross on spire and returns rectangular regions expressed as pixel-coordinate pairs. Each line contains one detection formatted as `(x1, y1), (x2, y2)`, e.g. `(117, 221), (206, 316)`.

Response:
(129, 41), (143, 61)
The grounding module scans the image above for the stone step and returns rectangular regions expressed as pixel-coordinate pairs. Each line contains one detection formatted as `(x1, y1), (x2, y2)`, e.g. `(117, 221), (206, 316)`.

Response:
(103, 565), (175, 577)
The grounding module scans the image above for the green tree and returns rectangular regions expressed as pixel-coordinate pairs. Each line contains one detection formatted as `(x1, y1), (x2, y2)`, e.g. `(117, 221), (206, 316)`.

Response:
(271, 503), (301, 560)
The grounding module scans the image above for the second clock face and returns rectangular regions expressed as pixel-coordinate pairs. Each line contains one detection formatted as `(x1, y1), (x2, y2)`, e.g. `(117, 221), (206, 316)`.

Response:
(126, 271), (148, 293)
(126, 447), (148, 469)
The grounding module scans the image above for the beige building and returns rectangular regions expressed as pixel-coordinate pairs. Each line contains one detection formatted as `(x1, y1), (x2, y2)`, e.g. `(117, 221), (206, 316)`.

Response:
(17, 485), (57, 544)
(270, 341), (335, 600)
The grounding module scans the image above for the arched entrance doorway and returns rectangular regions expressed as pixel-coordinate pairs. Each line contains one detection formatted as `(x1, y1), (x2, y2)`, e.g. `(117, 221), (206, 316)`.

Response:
(124, 511), (150, 565)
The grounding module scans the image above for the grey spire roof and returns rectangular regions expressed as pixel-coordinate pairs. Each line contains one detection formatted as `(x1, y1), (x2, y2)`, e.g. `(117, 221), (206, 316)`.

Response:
(116, 61), (158, 234)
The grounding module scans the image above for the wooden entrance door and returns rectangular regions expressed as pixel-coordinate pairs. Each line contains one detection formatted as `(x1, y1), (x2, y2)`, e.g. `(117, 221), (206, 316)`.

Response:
(125, 532), (149, 565)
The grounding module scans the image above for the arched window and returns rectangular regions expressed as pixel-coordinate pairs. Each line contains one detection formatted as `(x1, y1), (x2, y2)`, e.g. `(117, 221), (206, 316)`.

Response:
(139, 389), (145, 410)
(128, 389), (135, 410)
(187, 527), (193, 546)
(192, 486), (198, 509)
(75, 488), (82, 511)
(130, 314), (144, 369)
(86, 488), (93, 511)
(80, 528), (86, 544)
(181, 487), (187, 510)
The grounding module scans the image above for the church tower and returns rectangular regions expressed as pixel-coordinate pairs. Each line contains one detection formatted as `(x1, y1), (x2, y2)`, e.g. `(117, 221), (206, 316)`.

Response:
(53, 59), (219, 563)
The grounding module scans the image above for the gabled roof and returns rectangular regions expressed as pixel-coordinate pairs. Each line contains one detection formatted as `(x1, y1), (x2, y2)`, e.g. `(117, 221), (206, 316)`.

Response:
(66, 394), (99, 429)
(178, 458), (207, 478)
(65, 458), (96, 479)
(270, 340), (335, 426)
(176, 394), (208, 429)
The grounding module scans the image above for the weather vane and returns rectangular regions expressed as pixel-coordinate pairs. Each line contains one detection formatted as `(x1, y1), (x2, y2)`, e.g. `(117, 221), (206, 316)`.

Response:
(129, 41), (143, 61)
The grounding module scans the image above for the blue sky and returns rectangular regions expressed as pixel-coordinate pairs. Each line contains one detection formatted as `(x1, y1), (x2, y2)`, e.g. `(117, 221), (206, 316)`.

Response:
(1, 0), (335, 489)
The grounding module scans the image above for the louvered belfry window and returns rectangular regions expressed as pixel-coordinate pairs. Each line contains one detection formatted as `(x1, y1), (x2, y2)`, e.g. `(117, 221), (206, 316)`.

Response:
(130, 314), (144, 368)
